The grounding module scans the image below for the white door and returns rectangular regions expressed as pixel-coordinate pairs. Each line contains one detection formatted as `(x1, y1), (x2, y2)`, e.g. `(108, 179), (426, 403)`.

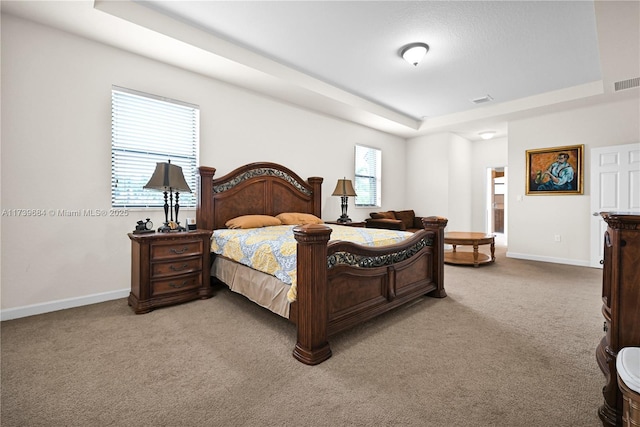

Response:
(590, 143), (640, 267)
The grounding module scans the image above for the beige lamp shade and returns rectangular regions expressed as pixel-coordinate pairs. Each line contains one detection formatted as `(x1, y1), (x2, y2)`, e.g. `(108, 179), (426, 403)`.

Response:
(144, 161), (191, 192)
(331, 179), (357, 197)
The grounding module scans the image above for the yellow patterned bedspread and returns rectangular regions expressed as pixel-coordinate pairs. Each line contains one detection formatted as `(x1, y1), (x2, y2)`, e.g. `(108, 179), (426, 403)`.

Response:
(210, 224), (414, 302)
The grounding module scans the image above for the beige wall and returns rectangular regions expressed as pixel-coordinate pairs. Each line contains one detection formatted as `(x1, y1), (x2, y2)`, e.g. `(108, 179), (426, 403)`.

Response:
(405, 96), (638, 267)
(407, 134), (509, 236)
(0, 15), (406, 317)
(507, 97), (639, 265)
(406, 132), (472, 231)
(470, 137), (508, 233)
(2, 12), (639, 319)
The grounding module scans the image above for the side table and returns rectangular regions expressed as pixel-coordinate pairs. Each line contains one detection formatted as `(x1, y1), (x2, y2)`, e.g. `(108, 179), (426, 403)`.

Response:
(444, 231), (495, 267)
(128, 229), (213, 314)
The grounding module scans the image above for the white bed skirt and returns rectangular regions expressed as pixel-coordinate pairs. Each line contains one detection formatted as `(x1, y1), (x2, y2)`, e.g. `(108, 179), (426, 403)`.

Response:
(211, 256), (291, 318)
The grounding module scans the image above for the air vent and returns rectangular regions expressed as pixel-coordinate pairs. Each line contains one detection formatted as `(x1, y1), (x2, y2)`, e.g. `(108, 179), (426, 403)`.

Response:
(472, 95), (494, 104)
(614, 77), (640, 92)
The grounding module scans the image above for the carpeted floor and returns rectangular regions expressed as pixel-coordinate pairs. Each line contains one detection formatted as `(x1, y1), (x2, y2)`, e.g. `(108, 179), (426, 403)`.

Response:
(1, 246), (606, 426)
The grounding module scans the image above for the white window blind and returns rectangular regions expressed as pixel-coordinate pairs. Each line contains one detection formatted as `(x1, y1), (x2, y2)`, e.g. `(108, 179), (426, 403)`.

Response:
(354, 145), (381, 207)
(111, 86), (199, 208)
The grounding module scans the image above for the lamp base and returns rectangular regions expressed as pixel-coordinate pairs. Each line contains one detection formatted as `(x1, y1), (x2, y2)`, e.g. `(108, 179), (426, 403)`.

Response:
(157, 223), (172, 233)
(157, 222), (186, 233)
(336, 195), (352, 224)
(336, 216), (352, 223)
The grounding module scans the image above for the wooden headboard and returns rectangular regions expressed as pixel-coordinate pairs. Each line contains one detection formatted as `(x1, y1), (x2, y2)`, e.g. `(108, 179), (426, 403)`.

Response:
(197, 162), (323, 231)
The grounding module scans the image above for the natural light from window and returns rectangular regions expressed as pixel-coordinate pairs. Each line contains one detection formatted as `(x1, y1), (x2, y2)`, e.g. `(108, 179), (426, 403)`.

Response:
(111, 86), (199, 208)
(354, 145), (381, 207)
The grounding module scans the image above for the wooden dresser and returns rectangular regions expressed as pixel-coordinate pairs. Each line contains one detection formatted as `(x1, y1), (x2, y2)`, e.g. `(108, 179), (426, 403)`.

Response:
(128, 230), (213, 314)
(596, 212), (640, 427)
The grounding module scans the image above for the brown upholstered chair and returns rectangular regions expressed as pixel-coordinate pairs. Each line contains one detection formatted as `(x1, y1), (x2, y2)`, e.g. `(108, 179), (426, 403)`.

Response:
(364, 210), (426, 233)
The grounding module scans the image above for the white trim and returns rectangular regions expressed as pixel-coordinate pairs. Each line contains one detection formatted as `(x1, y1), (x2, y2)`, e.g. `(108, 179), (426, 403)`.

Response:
(506, 251), (591, 268)
(112, 85), (199, 109)
(0, 289), (130, 321)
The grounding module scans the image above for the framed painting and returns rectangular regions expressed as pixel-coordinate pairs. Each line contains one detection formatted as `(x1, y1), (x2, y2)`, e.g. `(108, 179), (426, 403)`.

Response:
(526, 144), (584, 195)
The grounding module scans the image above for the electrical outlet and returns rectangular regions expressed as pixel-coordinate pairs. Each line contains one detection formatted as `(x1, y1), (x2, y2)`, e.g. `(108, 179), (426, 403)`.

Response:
(554, 235), (561, 242)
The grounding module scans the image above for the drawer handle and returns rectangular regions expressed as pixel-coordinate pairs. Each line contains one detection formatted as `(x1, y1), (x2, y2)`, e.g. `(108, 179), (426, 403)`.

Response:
(170, 263), (189, 271)
(170, 246), (189, 255)
(169, 280), (191, 289)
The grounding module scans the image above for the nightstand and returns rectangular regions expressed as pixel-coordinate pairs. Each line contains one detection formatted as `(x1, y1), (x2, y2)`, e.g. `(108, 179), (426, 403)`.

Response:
(324, 221), (366, 227)
(128, 229), (213, 314)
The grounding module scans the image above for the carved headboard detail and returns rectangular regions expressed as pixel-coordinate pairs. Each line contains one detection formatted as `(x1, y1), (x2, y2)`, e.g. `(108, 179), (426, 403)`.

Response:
(197, 162), (323, 231)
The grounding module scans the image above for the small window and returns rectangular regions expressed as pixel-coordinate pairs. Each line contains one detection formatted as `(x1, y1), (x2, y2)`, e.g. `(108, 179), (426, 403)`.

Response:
(354, 145), (381, 207)
(111, 86), (199, 208)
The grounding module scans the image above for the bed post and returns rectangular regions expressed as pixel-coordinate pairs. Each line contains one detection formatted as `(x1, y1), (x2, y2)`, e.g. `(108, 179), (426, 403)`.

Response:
(292, 224), (333, 365)
(422, 216), (448, 298)
(308, 176), (323, 219)
(197, 167), (216, 231)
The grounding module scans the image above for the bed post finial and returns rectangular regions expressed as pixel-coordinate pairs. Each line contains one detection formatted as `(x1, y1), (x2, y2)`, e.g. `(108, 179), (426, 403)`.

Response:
(197, 167), (216, 231)
(308, 176), (323, 219)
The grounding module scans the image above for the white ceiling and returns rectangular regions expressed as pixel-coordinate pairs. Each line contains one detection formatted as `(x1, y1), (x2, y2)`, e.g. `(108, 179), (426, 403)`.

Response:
(140, 1), (603, 120)
(2, 1), (639, 140)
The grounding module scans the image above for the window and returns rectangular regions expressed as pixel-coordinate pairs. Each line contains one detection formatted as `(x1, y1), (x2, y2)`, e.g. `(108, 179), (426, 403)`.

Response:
(111, 86), (199, 208)
(354, 145), (381, 207)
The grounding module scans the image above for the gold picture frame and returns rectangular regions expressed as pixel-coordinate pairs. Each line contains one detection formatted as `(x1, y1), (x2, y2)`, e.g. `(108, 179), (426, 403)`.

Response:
(526, 144), (584, 195)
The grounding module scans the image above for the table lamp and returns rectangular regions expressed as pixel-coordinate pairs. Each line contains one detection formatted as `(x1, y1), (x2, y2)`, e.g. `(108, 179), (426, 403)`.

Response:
(331, 178), (357, 223)
(144, 160), (191, 232)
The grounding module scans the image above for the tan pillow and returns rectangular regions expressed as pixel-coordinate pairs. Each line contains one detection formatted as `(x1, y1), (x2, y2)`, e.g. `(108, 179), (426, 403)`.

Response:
(276, 212), (324, 225)
(370, 211), (396, 220)
(225, 215), (282, 229)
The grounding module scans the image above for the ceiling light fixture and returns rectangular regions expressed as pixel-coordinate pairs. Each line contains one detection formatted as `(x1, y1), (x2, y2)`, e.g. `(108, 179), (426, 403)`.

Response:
(478, 131), (497, 140)
(400, 42), (429, 66)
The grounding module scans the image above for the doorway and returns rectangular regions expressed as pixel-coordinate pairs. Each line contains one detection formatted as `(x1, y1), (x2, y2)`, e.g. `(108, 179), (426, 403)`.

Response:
(487, 167), (507, 246)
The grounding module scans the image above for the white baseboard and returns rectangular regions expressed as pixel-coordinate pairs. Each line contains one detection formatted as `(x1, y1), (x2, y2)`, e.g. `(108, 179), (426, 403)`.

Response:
(1, 289), (130, 321)
(0, 251), (593, 321)
(506, 251), (591, 268)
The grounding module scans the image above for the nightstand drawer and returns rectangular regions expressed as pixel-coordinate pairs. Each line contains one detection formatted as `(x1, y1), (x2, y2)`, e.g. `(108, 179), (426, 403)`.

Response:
(151, 240), (202, 260)
(152, 257), (202, 278)
(152, 273), (202, 296)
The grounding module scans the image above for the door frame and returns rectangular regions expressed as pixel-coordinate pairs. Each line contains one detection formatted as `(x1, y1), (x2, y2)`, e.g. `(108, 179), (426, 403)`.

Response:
(486, 166), (507, 241)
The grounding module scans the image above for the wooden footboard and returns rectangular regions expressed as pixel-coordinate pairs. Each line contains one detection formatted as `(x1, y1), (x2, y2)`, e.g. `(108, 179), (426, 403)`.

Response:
(291, 216), (448, 365)
(198, 162), (448, 365)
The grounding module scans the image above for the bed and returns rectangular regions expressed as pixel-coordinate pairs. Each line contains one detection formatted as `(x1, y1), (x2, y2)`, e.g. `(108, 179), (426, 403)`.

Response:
(197, 162), (448, 365)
